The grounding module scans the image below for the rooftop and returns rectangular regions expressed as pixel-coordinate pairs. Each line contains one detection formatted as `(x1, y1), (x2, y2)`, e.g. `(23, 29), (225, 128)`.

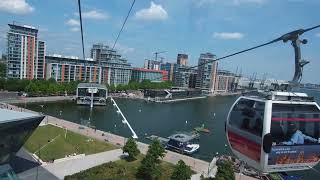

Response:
(0, 108), (41, 123)
(244, 90), (314, 102)
(168, 133), (194, 143)
(77, 83), (107, 89)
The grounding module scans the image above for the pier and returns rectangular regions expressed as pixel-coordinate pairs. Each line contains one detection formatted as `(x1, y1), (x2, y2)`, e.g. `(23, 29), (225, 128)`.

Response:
(147, 96), (207, 103)
(110, 97), (138, 139)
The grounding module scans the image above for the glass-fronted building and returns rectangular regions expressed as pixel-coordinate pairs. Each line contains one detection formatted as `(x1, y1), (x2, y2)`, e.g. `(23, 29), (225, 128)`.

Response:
(131, 68), (168, 82)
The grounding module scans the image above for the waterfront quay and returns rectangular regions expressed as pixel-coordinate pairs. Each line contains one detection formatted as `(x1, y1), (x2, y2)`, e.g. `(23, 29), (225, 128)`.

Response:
(5, 103), (213, 176)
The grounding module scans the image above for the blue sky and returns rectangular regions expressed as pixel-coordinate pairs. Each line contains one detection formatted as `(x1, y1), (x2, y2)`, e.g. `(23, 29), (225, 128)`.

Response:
(0, 0), (319, 83)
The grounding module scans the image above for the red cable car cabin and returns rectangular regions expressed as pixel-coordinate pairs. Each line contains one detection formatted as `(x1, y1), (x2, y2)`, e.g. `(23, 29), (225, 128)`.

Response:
(226, 91), (320, 173)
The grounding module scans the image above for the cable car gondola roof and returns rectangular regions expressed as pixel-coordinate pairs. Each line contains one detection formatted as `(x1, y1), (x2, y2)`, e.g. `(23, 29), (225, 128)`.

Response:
(242, 91), (314, 102)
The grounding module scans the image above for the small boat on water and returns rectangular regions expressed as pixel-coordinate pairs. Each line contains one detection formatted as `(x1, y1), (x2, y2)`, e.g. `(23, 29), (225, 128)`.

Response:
(194, 124), (211, 133)
(184, 144), (200, 155)
(166, 133), (200, 155)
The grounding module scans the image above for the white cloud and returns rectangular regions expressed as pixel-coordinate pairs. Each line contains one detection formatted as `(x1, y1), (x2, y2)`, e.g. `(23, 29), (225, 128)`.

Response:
(316, 33), (320, 37)
(193, 0), (266, 7)
(213, 32), (244, 40)
(135, 1), (168, 21)
(82, 10), (109, 20)
(70, 27), (80, 32)
(66, 19), (80, 26)
(0, 0), (34, 14)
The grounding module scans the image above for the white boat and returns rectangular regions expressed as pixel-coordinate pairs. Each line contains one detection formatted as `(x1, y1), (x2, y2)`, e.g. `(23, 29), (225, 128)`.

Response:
(184, 143), (200, 154)
(166, 133), (200, 155)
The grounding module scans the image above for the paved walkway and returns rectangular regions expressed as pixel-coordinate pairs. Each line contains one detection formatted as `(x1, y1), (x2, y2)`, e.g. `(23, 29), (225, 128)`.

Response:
(1, 95), (75, 104)
(44, 149), (123, 179)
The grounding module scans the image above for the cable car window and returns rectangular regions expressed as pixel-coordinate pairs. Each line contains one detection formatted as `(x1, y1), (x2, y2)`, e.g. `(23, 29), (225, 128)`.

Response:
(229, 98), (265, 137)
(271, 104), (320, 145)
(268, 103), (320, 166)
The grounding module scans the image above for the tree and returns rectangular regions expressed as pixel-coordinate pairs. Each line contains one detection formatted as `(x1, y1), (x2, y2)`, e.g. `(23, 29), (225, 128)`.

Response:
(171, 160), (192, 180)
(215, 161), (235, 180)
(147, 139), (166, 164)
(136, 140), (166, 179)
(0, 78), (5, 90)
(122, 137), (140, 161)
(25, 82), (39, 96)
(0, 62), (6, 78)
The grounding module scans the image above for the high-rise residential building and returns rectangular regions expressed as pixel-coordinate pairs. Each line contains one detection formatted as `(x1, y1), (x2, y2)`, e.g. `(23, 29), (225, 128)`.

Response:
(177, 54), (188, 66)
(196, 53), (218, 92)
(90, 43), (132, 85)
(46, 43), (132, 85)
(160, 62), (178, 81)
(46, 53), (132, 86)
(6, 23), (46, 79)
(144, 59), (161, 70)
(45, 55), (101, 83)
(90, 43), (120, 63)
(131, 68), (168, 82)
(173, 66), (197, 88)
(37, 41), (45, 79)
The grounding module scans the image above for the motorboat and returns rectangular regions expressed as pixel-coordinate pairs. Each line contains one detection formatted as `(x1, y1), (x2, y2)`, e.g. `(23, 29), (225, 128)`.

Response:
(166, 133), (200, 155)
(184, 144), (200, 154)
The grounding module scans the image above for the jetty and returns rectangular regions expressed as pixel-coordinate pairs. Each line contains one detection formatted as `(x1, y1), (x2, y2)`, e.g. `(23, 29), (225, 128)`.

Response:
(110, 97), (138, 139)
(147, 96), (206, 103)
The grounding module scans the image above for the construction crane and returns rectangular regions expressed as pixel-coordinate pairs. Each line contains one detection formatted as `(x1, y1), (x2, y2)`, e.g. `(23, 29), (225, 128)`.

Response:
(154, 51), (166, 61)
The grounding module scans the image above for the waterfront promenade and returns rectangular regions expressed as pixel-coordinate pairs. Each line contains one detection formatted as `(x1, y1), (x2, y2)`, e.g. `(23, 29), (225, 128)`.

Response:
(2, 102), (258, 180)
(1, 94), (75, 104)
(3, 103), (212, 176)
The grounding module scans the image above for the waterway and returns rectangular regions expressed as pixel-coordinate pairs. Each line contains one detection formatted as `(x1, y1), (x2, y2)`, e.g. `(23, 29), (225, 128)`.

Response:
(20, 89), (320, 179)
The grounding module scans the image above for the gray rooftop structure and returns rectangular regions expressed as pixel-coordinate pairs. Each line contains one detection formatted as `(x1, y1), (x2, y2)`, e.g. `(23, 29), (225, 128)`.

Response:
(168, 133), (195, 143)
(0, 109), (42, 124)
(0, 107), (44, 168)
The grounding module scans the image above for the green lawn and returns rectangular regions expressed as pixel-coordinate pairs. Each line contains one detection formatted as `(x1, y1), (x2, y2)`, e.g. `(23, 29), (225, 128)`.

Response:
(64, 154), (176, 180)
(24, 124), (118, 162)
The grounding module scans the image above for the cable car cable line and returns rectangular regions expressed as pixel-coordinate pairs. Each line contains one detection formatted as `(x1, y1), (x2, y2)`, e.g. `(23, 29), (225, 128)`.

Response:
(147, 24), (320, 83)
(112, 0), (136, 51)
(77, 0), (85, 60)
